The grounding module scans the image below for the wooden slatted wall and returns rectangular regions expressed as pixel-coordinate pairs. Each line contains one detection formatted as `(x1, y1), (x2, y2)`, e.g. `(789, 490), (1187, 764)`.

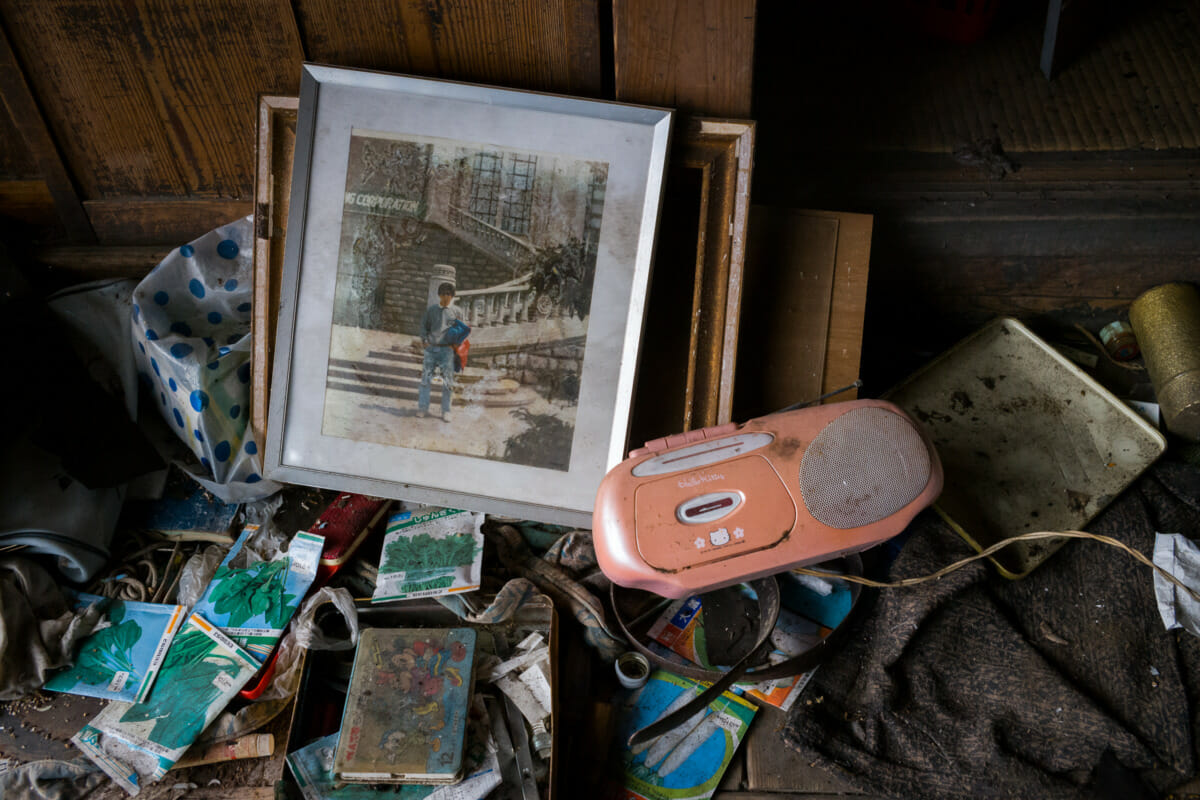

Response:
(0, 0), (756, 249)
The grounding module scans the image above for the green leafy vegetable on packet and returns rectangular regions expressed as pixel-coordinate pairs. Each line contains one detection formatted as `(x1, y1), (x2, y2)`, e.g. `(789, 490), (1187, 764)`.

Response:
(381, 532), (480, 574)
(206, 557), (295, 628)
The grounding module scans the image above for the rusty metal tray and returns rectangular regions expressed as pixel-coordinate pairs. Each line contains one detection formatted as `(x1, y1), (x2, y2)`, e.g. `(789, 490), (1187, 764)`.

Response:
(884, 317), (1166, 578)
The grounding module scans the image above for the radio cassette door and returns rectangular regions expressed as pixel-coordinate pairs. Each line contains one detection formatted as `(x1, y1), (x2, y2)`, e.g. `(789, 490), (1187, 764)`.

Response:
(634, 455), (795, 572)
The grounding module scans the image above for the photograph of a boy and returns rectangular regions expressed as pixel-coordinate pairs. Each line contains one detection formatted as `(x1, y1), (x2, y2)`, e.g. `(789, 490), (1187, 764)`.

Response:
(418, 282), (463, 421)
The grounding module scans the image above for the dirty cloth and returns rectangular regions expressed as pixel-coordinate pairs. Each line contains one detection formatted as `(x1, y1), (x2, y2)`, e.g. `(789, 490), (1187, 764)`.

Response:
(783, 460), (1200, 800)
(0, 558), (102, 699)
(0, 758), (105, 800)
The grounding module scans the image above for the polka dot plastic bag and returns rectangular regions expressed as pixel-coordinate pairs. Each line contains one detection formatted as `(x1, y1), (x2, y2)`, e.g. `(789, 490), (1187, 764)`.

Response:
(130, 217), (280, 502)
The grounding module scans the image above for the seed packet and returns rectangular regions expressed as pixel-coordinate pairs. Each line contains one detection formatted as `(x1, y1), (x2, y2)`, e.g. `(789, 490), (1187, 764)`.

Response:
(44, 594), (185, 703)
(73, 613), (260, 795)
(372, 507), (484, 602)
(609, 670), (756, 800)
(190, 526), (325, 661)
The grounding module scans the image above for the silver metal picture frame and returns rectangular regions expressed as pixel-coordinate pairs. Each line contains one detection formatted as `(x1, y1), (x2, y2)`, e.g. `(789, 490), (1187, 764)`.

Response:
(264, 64), (672, 526)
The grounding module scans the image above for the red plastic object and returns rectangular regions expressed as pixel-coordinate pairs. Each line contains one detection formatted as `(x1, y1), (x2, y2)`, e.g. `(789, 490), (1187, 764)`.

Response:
(903, 0), (999, 44)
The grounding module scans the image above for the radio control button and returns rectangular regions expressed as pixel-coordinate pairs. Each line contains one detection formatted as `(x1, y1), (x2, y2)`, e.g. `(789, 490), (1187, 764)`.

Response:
(677, 491), (740, 524)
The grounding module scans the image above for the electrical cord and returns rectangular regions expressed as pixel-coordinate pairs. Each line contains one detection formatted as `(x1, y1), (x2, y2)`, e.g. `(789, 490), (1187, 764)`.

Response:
(792, 529), (1200, 605)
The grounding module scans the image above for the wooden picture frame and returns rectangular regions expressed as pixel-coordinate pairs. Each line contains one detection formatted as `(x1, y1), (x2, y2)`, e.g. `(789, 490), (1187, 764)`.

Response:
(628, 116), (754, 447)
(250, 95), (299, 448)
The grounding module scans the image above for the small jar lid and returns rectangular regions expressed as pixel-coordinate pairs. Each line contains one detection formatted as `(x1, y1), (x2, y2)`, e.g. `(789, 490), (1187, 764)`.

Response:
(615, 652), (651, 689)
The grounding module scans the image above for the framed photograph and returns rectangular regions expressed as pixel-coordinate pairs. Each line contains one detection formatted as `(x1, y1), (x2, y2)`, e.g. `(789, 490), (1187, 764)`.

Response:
(264, 64), (672, 527)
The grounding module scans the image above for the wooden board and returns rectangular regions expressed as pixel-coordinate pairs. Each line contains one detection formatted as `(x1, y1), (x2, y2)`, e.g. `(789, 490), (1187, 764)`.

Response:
(741, 704), (869, 794)
(733, 207), (872, 421)
(295, 0), (604, 97)
(612, 0), (757, 117)
(0, 1), (304, 202)
(0, 22), (92, 241)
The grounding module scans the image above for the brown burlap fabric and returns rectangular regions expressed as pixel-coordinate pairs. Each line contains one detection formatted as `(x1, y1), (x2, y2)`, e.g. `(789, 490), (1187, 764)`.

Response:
(783, 461), (1200, 800)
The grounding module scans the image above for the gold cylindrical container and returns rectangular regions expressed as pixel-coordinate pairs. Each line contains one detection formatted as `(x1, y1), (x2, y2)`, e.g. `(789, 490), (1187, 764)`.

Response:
(1129, 282), (1200, 441)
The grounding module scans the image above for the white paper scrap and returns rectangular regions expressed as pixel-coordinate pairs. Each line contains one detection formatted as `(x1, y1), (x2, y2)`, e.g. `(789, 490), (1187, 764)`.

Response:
(1153, 532), (1200, 638)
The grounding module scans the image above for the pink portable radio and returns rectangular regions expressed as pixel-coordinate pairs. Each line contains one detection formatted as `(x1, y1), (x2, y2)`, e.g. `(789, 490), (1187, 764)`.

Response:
(593, 399), (943, 598)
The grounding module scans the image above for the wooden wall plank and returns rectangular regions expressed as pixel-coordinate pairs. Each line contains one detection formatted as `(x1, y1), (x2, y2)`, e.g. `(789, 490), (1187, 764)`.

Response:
(613, 0), (756, 117)
(0, 1), (304, 201)
(295, 0), (603, 96)
(84, 198), (253, 246)
(0, 22), (93, 240)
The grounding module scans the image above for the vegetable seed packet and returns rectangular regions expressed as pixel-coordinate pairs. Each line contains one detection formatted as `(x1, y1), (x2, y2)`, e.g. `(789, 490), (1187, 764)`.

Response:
(73, 613), (261, 795)
(44, 594), (186, 704)
(190, 526), (325, 661)
(372, 507), (484, 603)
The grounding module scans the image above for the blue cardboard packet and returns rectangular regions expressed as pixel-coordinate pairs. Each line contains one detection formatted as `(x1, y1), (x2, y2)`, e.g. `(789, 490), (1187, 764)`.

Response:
(190, 525), (324, 661)
(611, 670), (757, 800)
(44, 594), (186, 703)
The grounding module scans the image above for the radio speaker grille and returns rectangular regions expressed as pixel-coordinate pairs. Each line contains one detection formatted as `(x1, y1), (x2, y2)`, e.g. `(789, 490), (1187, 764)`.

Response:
(799, 407), (931, 529)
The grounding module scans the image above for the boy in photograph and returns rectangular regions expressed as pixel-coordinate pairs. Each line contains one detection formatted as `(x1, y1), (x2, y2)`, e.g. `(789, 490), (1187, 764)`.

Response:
(417, 282), (463, 421)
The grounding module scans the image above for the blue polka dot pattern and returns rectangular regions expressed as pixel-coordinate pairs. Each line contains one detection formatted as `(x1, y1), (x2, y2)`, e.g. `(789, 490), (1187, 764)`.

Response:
(208, 311), (222, 324)
(190, 390), (210, 412)
(180, 244), (195, 257)
(246, 474), (261, 483)
(194, 429), (204, 442)
(225, 279), (238, 291)
(201, 457), (211, 469)
(146, 329), (159, 341)
(219, 346), (231, 356)
(203, 337), (215, 347)
(237, 302), (251, 313)
(244, 441), (258, 455)
(230, 405), (241, 419)
(217, 240), (239, 259)
(207, 361), (220, 370)
(154, 291), (169, 306)
(189, 279), (206, 299)
(168, 378), (177, 392)
(170, 343), (193, 358)
(160, 392), (166, 406)
(172, 408), (184, 427)
(170, 321), (192, 336)
(237, 363), (251, 384)
(138, 342), (145, 354)
(150, 358), (160, 376)
(133, 304), (141, 320)
(214, 441), (232, 462)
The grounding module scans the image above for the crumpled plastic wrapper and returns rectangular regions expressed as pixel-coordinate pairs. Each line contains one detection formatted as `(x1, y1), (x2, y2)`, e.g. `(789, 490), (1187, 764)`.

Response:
(130, 216), (279, 502)
(1153, 532), (1200, 637)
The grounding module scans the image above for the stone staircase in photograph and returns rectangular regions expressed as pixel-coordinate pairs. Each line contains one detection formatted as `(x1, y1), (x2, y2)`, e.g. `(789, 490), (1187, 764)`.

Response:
(326, 344), (537, 408)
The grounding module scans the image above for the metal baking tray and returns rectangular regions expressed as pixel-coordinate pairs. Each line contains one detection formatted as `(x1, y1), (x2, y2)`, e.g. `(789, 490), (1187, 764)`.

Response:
(884, 317), (1166, 578)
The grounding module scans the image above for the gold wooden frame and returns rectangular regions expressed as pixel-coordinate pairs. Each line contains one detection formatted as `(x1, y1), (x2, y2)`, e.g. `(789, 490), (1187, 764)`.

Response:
(249, 95), (298, 446)
(628, 116), (754, 447)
